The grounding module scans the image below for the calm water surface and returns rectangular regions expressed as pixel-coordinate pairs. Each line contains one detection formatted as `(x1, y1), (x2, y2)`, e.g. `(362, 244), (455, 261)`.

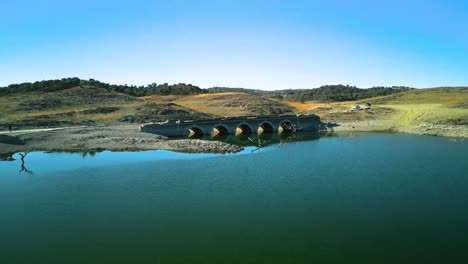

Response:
(1, 133), (468, 263)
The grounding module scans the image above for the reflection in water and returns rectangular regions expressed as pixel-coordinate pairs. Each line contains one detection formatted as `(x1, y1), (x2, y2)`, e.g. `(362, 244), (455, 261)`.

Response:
(174, 131), (334, 153)
(205, 131), (324, 148)
(224, 132), (320, 153)
(18, 152), (33, 174)
(247, 136), (267, 153)
(80, 151), (98, 158)
(178, 131), (325, 148)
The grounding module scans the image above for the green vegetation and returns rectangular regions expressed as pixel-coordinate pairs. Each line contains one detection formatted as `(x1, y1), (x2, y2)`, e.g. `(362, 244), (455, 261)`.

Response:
(282, 85), (412, 102)
(208, 85), (412, 102)
(207, 87), (267, 95)
(1, 78), (411, 102)
(0, 78), (206, 97)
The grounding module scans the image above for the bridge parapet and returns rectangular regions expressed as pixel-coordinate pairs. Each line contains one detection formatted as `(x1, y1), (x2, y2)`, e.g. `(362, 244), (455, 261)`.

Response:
(140, 114), (321, 137)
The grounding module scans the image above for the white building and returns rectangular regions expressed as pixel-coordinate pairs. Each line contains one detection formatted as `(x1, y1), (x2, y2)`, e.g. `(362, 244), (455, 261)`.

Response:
(351, 104), (361, 110)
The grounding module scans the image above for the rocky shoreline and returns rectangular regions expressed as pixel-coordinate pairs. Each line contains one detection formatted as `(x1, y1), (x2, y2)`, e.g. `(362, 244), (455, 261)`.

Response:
(1, 120), (466, 160)
(0, 125), (243, 159)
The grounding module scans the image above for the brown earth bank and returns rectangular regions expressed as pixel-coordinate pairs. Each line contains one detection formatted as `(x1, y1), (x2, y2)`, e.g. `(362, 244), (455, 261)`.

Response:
(0, 125), (243, 158)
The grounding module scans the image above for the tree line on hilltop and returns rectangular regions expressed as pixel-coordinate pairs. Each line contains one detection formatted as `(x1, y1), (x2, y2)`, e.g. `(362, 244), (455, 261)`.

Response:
(207, 85), (412, 102)
(0, 77), (206, 97)
(283, 85), (412, 102)
(0, 78), (412, 101)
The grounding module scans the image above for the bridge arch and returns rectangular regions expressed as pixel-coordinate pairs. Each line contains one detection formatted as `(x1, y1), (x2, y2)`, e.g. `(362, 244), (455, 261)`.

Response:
(235, 122), (254, 136)
(186, 126), (205, 138)
(278, 119), (295, 134)
(257, 121), (275, 135)
(211, 123), (230, 137)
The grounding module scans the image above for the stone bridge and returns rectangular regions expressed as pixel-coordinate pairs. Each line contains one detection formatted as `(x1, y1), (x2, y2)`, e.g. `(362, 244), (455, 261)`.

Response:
(140, 114), (322, 138)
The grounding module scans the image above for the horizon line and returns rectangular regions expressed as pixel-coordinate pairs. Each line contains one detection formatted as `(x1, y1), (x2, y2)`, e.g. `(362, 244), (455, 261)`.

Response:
(2, 77), (468, 91)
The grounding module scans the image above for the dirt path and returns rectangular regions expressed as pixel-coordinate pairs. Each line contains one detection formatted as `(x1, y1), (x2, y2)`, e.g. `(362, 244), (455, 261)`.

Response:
(0, 127), (72, 136)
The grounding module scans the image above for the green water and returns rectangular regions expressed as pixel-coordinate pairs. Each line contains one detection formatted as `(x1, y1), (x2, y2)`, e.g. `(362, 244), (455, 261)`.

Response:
(1, 133), (468, 263)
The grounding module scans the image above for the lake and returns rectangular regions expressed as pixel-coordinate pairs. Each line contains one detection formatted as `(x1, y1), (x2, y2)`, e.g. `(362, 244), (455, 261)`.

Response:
(1, 133), (468, 263)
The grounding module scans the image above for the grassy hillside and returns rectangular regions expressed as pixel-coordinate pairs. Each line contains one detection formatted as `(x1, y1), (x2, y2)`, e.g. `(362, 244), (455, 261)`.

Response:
(207, 85), (412, 102)
(0, 77), (206, 97)
(0, 88), (136, 127)
(1, 80), (466, 138)
(173, 92), (294, 117)
(362, 87), (468, 131)
(362, 87), (468, 108)
(279, 87), (468, 136)
(0, 86), (210, 127)
(2, 78), (410, 101)
(0, 87), (295, 127)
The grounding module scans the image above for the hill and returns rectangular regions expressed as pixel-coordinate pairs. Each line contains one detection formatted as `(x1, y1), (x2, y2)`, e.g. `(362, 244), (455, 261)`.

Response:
(207, 85), (412, 102)
(2, 78), (410, 102)
(0, 84), (294, 128)
(0, 78), (466, 137)
(0, 78), (206, 97)
(0, 86), (211, 128)
(281, 87), (468, 137)
(173, 92), (294, 117)
(362, 87), (468, 135)
(283, 85), (412, 102)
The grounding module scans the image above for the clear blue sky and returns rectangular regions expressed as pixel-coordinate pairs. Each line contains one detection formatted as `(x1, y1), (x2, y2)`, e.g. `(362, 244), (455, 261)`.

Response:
(1, 0), (467, 89)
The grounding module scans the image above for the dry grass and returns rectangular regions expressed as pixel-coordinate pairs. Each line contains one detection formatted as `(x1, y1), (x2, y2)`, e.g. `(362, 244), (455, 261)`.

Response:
(280, 101), (316, 114)
(2, 87), (467, 136)
(362, 87), (468, 107)
(141, 95), (184, 104)
(173, 92), (293, 117)
(383, 104), (468, 130)
(7, 102), (144, 120)
(365, 88), (468, 129)
(290, 88), (468, 135)
(278, 88), (468, 136)
(0, 87), (146, 125)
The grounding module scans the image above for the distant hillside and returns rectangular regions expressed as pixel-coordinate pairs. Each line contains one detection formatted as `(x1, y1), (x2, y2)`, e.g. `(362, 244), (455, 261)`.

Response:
(174, 92), (295, 117)
(0, 77), (421, 129)
(207, 87), (303, 98)
(0, 84), (211, 128)
(361, 87), (468, 108)
(0, 81), (295, 128)
(1, 78), (412, 102)
(207, 85), (412, 102)
(207, 87), (266, 95)
(281, 85), (412, 102)
(0, 78), (206, 97)
(1, 79), (465, 137)
(296, 87), (468, 137)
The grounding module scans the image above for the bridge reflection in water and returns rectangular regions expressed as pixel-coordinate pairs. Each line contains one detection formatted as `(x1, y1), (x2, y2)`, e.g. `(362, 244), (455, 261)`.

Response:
(140, 114), (322, 138)
(190, 132), (326, 149)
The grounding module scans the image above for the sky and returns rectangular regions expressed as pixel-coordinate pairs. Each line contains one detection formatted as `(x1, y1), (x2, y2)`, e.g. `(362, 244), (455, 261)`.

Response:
(1, 0), (467, 90)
